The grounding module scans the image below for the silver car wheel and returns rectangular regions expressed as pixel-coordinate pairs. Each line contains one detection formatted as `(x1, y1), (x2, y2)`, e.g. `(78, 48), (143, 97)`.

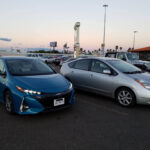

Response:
(118, 90), (133, 106)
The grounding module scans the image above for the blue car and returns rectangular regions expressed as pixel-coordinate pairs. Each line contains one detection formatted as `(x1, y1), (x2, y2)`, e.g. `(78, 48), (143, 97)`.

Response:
(0, 56), (74, 115)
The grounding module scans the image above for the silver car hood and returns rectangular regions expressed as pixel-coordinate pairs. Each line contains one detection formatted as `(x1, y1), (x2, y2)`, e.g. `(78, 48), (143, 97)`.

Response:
(127, 73), (150, 83)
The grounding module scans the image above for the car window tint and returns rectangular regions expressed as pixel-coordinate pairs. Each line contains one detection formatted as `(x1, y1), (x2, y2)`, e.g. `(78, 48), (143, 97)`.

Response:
(91, 60), (110, 73)
(68, 61), (75, 68)
(0, 60), (5, 73)
(74, 59), (90, 71)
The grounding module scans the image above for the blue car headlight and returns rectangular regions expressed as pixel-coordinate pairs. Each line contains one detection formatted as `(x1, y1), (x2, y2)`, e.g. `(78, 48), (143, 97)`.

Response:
(16, 86), (41, 95)
(69, 82), (73, 90)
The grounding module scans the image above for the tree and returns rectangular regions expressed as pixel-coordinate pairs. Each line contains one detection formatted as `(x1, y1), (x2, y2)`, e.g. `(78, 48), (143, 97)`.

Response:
(120, 47), (123, 51)
(80, 48), (83, 54)
(115, 45), (119, 51)
(128, 48), (132, 52)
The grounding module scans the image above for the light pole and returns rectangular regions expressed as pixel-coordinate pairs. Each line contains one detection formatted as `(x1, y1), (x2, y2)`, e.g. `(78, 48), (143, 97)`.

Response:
(133, 31), (138, 50)
(74, 22), (80, 58)
(102, 4), (108, 56)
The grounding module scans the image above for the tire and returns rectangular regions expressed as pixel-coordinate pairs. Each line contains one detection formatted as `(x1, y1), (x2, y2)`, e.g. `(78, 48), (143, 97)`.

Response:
(4, 90), (15, 113)
(116, 88), (136, 107)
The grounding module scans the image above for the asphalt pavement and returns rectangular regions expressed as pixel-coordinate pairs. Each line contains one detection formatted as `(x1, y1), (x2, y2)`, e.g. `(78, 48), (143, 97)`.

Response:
(0, 64), (150, 150)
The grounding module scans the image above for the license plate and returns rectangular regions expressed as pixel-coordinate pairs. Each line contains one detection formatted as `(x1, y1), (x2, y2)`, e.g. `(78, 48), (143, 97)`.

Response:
(54, 98), (65, 106)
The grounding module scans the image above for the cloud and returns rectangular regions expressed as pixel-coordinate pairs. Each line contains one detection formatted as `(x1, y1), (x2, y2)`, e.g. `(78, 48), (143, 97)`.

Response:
(0, 38), (12, 42)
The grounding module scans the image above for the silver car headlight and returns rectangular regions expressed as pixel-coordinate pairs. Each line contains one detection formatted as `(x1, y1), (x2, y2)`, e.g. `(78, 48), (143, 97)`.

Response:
(16, 86), (41, 95)
(135, 79), (150, 90)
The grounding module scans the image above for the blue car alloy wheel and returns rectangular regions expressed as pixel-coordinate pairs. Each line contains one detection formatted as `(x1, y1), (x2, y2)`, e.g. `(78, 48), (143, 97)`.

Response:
(0, 56), (75, 115)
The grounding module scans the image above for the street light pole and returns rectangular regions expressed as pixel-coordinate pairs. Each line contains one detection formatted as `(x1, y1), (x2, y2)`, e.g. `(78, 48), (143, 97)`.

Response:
(133, 31), (138, 50)
(102, 4), (108, 56)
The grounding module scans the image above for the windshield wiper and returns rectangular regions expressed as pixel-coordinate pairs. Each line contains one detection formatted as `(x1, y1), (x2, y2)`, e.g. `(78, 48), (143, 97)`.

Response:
(123, 71), (142, 74)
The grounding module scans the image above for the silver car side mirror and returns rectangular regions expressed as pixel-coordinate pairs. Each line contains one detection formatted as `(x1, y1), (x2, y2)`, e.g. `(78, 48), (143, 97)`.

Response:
(103, 69), (111, 75)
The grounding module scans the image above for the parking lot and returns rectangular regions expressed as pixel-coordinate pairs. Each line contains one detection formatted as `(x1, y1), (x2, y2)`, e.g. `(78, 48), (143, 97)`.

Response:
(1, 64), (150, 150)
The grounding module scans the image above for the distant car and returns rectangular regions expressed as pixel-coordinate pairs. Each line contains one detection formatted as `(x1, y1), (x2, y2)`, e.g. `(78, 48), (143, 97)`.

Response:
(0, 57), (74, 115)
(61, 57), (150, 107)
(41, 56), (55, 64)
(105, 52), (150, 72)
(60, 56), (73, 66)
(54, 56), (63, 65)
(61, 58), (76, 65)
(54, 56), (71, 66)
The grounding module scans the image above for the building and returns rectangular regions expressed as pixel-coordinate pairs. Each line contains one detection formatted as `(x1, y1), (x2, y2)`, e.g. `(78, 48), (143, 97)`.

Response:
(131, 46), (150, 61)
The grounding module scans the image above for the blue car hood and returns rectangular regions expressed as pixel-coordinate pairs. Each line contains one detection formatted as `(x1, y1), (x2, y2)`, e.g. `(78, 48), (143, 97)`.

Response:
(12, 74), (70, 93)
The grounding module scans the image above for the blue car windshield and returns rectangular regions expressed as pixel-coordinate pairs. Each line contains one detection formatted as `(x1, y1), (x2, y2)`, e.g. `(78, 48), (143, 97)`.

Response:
(6, 59), (55, 76)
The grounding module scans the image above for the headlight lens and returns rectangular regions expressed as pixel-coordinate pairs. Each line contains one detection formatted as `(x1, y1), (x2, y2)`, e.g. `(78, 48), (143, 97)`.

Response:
(135, 79), (150, 90)
(69, 82), (73, 90)
(16, 86), (41, 95)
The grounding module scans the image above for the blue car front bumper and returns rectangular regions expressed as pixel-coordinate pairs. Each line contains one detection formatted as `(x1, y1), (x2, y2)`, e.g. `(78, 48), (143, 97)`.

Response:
(16, 89), (75, 115)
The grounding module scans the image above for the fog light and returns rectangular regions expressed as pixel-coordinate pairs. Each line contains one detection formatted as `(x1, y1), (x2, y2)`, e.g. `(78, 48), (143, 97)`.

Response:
(20, 98), (29, 112)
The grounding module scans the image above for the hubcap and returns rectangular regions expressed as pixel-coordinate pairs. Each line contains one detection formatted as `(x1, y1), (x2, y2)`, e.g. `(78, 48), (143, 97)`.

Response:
(118, 90), (132, 106)
(5, 94), (12, 112)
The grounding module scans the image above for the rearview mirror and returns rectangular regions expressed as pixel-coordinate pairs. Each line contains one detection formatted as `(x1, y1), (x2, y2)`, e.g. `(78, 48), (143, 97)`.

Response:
(103, 69), (111, 75)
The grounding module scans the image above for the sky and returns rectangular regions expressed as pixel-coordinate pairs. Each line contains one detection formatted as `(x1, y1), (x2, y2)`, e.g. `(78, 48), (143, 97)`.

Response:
(0, 0), (150, 51)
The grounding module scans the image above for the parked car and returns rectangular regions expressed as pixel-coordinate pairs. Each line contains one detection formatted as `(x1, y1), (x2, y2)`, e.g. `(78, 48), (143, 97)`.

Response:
(41, 56), (55, 64)
(0, 56), (74, 115)
(61, 57), (150, 107)
(54, 56), (72, 66)
(54, 56), (63, 65)
(60, 56), (73, 66)
(105, 52), (150, 72)
(61, 58), (76, 65)
(26, 53), (43, 58)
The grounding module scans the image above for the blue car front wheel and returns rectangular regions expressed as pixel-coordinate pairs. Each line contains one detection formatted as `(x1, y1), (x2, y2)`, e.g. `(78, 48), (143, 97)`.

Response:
(4, 90), (15, 114)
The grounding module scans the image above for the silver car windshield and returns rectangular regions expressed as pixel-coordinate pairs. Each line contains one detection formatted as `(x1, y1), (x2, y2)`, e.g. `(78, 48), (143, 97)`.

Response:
(107, 60), (142, 74)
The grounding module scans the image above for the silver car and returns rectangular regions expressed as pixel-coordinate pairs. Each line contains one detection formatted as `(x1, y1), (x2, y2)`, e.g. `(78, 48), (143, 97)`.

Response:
(60, 57), (150, 107)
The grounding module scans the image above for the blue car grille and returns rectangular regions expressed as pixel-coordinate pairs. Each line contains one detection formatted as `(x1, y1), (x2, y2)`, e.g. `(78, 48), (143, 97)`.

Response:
(33, 91), (72, 108)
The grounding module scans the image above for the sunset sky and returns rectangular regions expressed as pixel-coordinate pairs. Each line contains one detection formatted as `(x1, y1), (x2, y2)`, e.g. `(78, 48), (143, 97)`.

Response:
(0, 0), (150, 51)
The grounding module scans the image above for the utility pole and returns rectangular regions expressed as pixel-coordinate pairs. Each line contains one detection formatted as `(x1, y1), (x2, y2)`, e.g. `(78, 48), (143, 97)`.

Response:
(133, 31), (138, 50)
